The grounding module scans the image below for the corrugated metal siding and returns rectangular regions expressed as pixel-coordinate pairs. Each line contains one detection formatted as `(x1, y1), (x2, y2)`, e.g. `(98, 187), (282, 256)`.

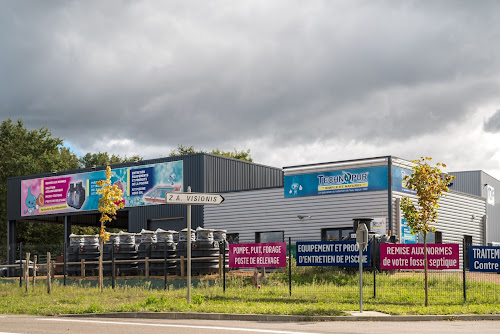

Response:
(204, 188), (389, 242)
(8, 153), (284, 233)
(449, 171), (482, 197)
(391, 157), (414, 169)
(392, 191), (486, 245)
(481, 171), (500, 243)
(204, 154), (283, 193)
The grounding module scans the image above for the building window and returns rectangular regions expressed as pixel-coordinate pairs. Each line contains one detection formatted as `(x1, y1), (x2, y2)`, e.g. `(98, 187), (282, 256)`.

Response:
(226, 233), (240, 244)
(418, 232), (436, 243)
(435, 231), (443, 244)
(226, 233), (239, 244)
(255, 231), (284, 243)
(321, 227), (353, 241)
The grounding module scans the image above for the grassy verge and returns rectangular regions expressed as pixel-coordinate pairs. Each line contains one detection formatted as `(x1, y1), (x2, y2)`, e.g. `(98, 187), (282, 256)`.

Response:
(1, 269), (500, 316)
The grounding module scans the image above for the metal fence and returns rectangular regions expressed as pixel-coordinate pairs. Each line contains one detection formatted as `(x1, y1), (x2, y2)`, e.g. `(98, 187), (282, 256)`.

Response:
(2, 239), (500, 305)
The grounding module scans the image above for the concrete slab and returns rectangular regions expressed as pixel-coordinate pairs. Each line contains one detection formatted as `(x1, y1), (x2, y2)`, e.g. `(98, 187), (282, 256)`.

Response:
(345, 311), (391, 317)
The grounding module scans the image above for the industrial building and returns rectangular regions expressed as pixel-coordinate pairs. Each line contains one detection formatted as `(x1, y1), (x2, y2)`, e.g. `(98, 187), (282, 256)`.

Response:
(6, 154), (499, 264)
(205, 156), (494, 245)
(6, 153), (282, 264)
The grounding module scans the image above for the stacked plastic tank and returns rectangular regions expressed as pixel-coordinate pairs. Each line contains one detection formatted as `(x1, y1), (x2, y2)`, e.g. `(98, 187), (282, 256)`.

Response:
(176, 227), (221, 275)
(65, 228), (227, 277)
(80, 235), (100, 276)
(113, 231), (138, 275)
(103, 233), (120, 275)
(175, 228), (195, 275)
(149, 229), (177, 275)
(214, 229), (229, 270)
(137, 229), (156, 274)
(67, 234), (84, 276)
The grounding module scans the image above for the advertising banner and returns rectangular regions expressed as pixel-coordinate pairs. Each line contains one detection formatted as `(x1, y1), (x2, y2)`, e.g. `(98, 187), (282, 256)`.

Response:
(284, 166), (388, 198)
(371, 217), (387, 235)
(21, 161), (183, 216)
(229, 242), (287, 268)
(391, 166), (416, 194)
(400, 218), (417, 244)
(469, 246), (500, 272)
(296, 241), (371, 267)
(380, 244), (460, 270)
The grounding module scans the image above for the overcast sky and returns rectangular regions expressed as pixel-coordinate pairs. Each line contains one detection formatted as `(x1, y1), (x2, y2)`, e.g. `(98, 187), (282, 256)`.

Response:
(1, 1), (500, 179)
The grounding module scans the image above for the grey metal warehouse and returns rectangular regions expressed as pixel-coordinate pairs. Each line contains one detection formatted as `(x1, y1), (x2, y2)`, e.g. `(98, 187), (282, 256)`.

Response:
(6, 153), (282, 264)
(6, 154), (499, 265)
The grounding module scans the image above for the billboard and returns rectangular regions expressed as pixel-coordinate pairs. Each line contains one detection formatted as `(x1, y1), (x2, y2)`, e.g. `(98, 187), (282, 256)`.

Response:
(391, 166), (416, 194)
(284, 166), (388, 198)
(229, 242), (287, 268)
(400, 218), (417, 244)
(296, 241), (371, 266)
(469, 246), (500, 272)
(21, 160), (183, 216)
(380, 244), (459, 270)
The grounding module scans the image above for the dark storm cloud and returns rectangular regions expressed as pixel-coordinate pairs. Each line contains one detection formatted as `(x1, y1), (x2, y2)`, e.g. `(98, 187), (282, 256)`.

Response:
(1, 1), (500, 153)
(484, 110), (500, 133)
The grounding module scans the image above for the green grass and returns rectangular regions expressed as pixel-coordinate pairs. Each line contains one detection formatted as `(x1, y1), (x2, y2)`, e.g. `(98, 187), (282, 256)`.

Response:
(1, 269), (500, 316)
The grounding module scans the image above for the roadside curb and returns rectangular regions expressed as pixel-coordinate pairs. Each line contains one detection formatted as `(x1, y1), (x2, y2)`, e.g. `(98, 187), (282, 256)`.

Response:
(58, 312), (500, 322)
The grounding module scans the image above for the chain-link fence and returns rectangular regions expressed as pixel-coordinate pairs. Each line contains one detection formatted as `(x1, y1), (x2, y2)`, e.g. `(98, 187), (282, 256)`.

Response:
(2, 238), (500, 306)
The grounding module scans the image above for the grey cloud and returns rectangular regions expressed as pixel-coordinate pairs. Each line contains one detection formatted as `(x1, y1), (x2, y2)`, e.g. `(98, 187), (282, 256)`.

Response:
(1, 1), (500, 154)
(484, 110), (500, 133)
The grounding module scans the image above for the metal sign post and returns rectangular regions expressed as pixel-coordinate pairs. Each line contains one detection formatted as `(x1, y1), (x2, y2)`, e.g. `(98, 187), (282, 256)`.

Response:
(356, 222), (369, 313)
(165, 188), (224, 304)
(187, 187), (192, 304)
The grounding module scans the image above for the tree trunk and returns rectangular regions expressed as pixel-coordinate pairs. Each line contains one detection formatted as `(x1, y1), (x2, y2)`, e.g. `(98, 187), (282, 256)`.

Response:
(99, 238), (103, 292)
(424, 233), (428, 307)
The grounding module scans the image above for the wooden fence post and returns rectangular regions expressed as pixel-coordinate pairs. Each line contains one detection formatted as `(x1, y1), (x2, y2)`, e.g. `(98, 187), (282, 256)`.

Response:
(145, 257), (149, 279)
(47, 252), (51, 294)
(33, 255), (37, 289)
(25, 252), (30, 293)
(81, 259), (85, 279)
(51, 260), (56, 279)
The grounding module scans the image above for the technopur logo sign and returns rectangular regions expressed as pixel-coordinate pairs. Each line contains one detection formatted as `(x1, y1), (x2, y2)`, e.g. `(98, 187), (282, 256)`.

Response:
(284, 166), (388, 198)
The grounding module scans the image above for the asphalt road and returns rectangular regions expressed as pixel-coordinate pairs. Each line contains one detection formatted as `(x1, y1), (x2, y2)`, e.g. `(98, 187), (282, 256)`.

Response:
(1, 315), (500, 334)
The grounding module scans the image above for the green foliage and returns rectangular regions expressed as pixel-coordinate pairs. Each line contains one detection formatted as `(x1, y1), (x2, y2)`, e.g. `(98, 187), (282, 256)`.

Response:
(169, 144), (253, 162)
(1, 272), (500, 316)
(0, 119), (79, 256)
(400, 157), (455, 237)
(79, 152), (142, 168)
(399, 157), (455, 307)
(96, 166), (125, 242)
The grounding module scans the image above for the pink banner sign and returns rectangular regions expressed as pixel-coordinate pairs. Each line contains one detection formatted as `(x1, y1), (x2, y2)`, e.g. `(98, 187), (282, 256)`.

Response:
(229, 242), (287, 268)
(380, 244), (460, 270)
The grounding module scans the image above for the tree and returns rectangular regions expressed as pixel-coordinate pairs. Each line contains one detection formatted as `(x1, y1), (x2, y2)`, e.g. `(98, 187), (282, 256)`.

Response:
(79, 152), (142, 168)
(96, 165), (124, 290)
(169, 145), (253, 162)
(400, 157), (454, 307)
(0, 119), (79, 260)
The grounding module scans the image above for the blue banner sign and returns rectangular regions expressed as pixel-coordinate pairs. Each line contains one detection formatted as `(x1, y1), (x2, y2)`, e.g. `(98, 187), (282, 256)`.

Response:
(469, 246), (500, 272)
(284, 166), (388, 198)
(401, 218), (417, 244)
(296, 241), (371, 266)
(392, 166), (416, 194)
(21, 160), (183, 216)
